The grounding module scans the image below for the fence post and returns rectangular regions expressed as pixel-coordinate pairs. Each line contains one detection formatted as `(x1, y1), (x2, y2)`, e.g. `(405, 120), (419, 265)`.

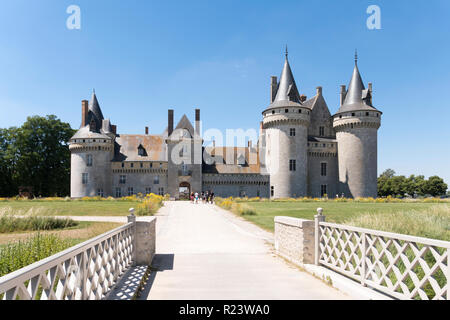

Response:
(128, 208), (137, 267)
(314, 208), (326, 266)
(361, 232), (367, 287)
(447, 248), (449, 300)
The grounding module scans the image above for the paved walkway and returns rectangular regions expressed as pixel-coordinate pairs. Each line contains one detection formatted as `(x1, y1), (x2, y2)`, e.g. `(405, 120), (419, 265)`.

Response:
(140, 201), (349, 300)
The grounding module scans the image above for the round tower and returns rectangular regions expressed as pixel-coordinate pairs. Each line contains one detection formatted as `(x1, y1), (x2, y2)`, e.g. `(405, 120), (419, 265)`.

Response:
(262, 51), (310, 198)
(333, 56), (382, 198)
(69, 92), (115, 198)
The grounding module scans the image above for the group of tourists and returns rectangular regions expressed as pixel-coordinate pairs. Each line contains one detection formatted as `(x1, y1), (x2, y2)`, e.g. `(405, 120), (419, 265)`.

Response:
(190, 190), (215, 204)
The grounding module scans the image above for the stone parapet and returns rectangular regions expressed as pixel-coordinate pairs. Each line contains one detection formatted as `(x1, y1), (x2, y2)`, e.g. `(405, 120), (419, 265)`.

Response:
(274, 216), (315, 265)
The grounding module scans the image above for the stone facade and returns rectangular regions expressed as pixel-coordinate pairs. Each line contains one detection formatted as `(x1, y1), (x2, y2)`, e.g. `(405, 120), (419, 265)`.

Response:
(69, 53), (381, 199)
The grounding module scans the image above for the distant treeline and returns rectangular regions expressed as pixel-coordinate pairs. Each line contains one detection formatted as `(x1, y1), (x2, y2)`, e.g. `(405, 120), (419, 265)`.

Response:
(0, 115), (75, 197)
(378, 169), (448, 198)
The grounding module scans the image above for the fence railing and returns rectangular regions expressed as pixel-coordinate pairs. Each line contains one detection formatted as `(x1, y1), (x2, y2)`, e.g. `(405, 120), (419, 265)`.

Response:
(316, 217), (450, 300)
(0, 221), (135, 300)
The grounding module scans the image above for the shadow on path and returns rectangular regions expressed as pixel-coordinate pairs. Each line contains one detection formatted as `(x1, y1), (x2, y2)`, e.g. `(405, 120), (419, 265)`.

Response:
(138, 254), (174, 299)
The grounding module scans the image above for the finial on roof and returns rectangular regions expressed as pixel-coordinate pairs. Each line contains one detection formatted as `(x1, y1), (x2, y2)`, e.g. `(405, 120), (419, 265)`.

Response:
(93, 88), (96, 94)
(285, 45), (288, 59)
(355, 49), (358, 65)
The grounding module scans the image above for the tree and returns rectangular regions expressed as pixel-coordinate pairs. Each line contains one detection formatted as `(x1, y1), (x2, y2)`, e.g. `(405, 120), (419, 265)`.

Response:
(0, 115), (75, 197)
(422, 176), (448, 197)
(0, 128), (18, 196)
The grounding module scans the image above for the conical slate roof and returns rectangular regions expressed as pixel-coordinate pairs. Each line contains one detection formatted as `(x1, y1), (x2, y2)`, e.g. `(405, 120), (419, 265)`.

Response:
(88, 90), (105, 131)
(336, 59), (379, 115)
(273, 55), (301, 104)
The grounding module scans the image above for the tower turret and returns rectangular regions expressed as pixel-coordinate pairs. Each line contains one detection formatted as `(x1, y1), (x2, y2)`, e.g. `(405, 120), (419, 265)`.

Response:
(333, 55), (382, 198)
(262, 50), (310, 198)
(69, 91), (114, 198)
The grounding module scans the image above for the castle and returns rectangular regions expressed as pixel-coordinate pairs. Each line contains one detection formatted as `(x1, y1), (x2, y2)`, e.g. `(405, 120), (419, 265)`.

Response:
(69, 52), (382, 199)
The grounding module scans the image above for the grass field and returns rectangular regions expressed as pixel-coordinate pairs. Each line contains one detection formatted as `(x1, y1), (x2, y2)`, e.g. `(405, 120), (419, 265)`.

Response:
(0, 200), (140, 216)
(231, 201), (450, 241)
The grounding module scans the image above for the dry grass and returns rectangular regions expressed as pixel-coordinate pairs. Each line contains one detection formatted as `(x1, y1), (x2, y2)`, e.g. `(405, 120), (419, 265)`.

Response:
(0, 221), (123, 245)
(343, 205), (450, 241)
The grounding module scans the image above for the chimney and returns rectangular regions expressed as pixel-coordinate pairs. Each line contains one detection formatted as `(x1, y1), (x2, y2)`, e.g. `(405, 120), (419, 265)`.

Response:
(195, 109), (200, 135)
(81, 100), (89, 127)
(168, 109), (174, 137)
(145, 127), (149, 135)
(340, 85), (347, 106)
(111, 125), (117, 135)
(270, 76), (278, 103)
(248, 140), (252, 148)
(316, 86), (322, 95)
(368, 82), (373, 93)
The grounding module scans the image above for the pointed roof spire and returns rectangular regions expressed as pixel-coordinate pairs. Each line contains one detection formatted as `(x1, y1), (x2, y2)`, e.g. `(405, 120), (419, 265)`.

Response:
(335, 53), (379, 115)
(272, 48), (301, 105)
(87, 90), (104, 131)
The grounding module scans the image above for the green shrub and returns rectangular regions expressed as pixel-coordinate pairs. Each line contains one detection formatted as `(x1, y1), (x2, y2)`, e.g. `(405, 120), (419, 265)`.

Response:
(0, 214), (78, 233)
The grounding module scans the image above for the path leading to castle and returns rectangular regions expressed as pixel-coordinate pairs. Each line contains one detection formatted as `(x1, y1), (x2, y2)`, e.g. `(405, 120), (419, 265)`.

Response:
(139, 201), (349, 300)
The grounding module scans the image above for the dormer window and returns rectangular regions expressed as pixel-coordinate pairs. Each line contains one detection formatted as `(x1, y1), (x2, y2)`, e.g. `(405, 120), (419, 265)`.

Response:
(138, 144), (147, 157)
(319, 127), (325, 137)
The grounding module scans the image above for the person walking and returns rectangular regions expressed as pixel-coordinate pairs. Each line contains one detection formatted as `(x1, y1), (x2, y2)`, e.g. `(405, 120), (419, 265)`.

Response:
(194, 192), (199, 204)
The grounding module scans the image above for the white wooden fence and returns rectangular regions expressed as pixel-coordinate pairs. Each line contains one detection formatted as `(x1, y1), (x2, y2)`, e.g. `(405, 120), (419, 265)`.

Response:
(315, 216), (450, 300)
(0, 222), (135, 300)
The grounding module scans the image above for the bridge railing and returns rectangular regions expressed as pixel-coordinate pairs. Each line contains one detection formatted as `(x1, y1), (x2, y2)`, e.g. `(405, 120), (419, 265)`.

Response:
(0, 220), (135, 300)
(316, 216), (450, 300)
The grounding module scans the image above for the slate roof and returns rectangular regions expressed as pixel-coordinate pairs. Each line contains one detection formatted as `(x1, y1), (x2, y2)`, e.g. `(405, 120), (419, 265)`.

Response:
(202, 147), (262, 174)
(114, 134), (167, 162)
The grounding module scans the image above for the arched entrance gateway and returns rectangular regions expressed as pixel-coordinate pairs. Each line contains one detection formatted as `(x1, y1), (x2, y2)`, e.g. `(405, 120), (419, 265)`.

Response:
(179, 182), (191, 200)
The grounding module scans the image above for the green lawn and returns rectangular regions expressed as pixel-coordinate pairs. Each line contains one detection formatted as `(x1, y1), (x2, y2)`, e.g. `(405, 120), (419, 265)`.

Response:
(0, 200), (140, 216)
(240, 201), (450, 233)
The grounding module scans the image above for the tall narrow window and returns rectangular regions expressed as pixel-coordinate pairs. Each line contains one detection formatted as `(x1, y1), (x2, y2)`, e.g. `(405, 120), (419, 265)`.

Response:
(128, 187), (134, 196)
(154, 176), (160, 185)
(289, 159), (296, 171)
(319, 126), (325, 137)
(97, 189), (104, 197)
(158, 187), (164, 195)
(82, 173), (88, 185)
(290, 128), (296, 137)
(119, 175), (126, 184)
(86, 154), (93, 167)
(271, 186), (274, 197)
(115, 187), (122, 198)
(321, 163), (327, 176)
(145, 187), (152, 195)
(321, 185), (327, 197)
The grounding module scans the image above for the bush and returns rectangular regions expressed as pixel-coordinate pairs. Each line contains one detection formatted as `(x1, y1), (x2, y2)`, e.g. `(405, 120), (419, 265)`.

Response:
(135, 193), (164, 216)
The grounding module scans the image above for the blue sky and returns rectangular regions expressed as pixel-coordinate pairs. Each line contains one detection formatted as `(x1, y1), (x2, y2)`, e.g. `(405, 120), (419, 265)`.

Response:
(0, 0), (449, 185)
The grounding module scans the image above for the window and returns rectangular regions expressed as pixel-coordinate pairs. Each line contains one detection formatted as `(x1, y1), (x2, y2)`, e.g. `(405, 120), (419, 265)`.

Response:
(158, 187), (164, 196)
(119, 175), (126, 184)
(319, 126), (325, 137)
(299, 109), (302, 113)
(121, 163), (125, 168)
(321, 185), (327, 197)
(154, 176), (160, 185)
(257, 189), (260, 197)
(86, 154), (93, 167)
(97, 189), (104, 197)
(271, 186), (274, 197)
(150, 163), (153, 168)
(366, 112), (369, 116)
(130, 163), (134, 168)
(127, 187), (134, 196)
(289, 159), (296, 171)
(140, 163), (143, 168)
(272, 110), (275, 114)
(352, 113), (355, 117)
(290, 128), (296, 137)
(321, 163), (327, 177)
(145, 187), (152, 195)
(138, 145), (146, 156)
(82, 173), (88, 185)
(285, 109), (289, 113)
(115, 188), (122, 198)
(160, 163), (163, 169)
